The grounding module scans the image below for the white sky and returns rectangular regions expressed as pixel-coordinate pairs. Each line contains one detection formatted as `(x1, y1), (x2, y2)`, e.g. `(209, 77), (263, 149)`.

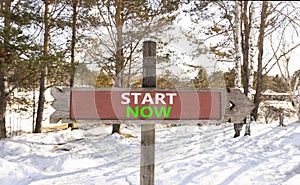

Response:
(176, 2), (300, 77)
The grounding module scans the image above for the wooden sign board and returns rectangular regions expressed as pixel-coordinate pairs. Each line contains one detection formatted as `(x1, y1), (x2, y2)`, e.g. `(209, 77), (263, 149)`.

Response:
(70, 89), (223, 120)
(50, 87), (254, 123)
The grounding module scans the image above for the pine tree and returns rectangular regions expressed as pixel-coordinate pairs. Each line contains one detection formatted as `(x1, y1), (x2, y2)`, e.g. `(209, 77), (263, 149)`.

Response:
(0, 0), (11, 139)
(0, 0), (40, 138)
(35, 0), (51, 133)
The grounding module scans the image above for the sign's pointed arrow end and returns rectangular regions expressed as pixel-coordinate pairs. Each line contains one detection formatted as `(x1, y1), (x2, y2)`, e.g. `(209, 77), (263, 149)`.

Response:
(225, 88), (255, 123)
(50, 87), (70, 123)
(229, 101), (235, 110)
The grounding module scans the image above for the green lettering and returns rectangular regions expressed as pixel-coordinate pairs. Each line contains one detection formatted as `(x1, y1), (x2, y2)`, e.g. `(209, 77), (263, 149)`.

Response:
(140, 106), (153, 118)
(126, 106), (139, 118)
(154, 106), (172, 118)
(126, 106), (172, 119)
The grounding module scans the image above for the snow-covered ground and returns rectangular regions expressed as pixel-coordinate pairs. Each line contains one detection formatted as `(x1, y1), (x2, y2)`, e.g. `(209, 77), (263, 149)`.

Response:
(1, 120), (300, 185)
(6, 89), (56, 135)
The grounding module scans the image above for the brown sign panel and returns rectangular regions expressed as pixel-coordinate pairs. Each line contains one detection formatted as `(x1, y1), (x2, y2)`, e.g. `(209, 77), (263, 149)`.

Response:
(69, 89), (223, 120)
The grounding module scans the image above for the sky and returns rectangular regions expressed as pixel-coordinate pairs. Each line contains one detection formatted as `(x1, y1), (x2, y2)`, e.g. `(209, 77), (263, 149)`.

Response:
(175, 2), (300, 78)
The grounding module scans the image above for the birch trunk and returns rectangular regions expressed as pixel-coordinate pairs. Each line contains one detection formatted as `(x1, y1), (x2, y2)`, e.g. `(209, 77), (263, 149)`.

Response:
(234, 1), (242, 89)
(284, 60), (298, 111)
(233, 1), (244, 138)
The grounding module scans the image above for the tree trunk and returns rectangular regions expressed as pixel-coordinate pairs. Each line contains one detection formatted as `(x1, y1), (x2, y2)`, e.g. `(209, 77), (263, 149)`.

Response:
(0, 0), (12, 139)
(35, 70), (46, 133)
(248, 2), (255, 102)
(0, 71), (8, 139)
(112, 0), (124, 134)
(292, 77), (299, 110)
(35, 0), (50, 133)
(66, 0), (78, 130)
(253, 1), (268, 120)
(245, 2), (255, 136)
(32, 85), (36, 133)
(242, 1), (249, 97)
(288, 76), (297, 110)
(233, 122), (243, 138)
(233, 1), (244, 137)
(70, 0), (78, 88)
(234, 1), (242, 89)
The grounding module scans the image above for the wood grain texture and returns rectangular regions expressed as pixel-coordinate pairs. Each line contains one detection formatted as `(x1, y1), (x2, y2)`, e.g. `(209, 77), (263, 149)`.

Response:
(224, 88), (255, 123)
(50, 87), (70, 123)
(49, 87), (254, 124)
(141, 41), (156, 185)
(69, 90), (222, 120)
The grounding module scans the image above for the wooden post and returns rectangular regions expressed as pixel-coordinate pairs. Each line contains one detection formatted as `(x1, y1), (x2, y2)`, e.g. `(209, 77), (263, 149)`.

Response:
(279, 111), (283, 126)
(279, 110), (285, 127)
(140, 41), (156, 185)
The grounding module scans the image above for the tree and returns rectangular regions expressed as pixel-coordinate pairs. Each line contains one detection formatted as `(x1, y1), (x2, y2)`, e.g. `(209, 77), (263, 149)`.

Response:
(32, 0), (73, 132)
(0, 0), (40, 138)
(187, 1), (256, 136)
(244, 1), (256, 136)
(0, 0), (11, 138)
(83, 0), (181, 134)
(34, 0), (51, 133)
(253, 1), (269, 120)
(270, 75), (288, 93)
(252, 1), (300, 119)
(233, 1), (242, 89)
(208, 71), (226, 88)
(69, 0), (79, 88)
(95, 70), (114, 88)
(189, 1), (300, 131)
(291, 70), (300, 96)
(223, 68), (235, 88)
(193, 66), (209, 88)
(274, 57), (300, 109)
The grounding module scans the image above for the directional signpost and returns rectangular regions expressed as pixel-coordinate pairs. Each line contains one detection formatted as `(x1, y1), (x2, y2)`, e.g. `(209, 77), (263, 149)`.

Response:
(50, 41), (254, 185)
(50, 87), (253, 123)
